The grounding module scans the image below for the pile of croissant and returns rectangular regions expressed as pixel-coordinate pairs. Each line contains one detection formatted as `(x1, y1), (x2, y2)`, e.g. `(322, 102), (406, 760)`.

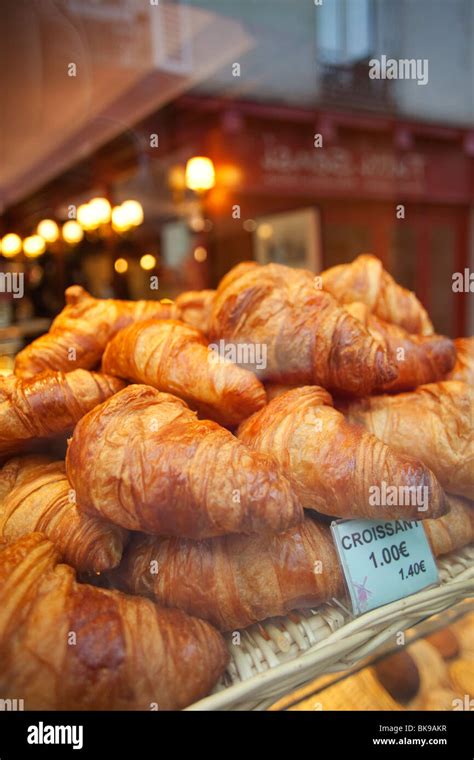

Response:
(1, 254), (473, 710)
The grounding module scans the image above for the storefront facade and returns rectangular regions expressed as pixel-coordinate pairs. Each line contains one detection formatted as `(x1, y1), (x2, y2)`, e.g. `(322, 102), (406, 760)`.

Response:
(168, 97), (473, 337)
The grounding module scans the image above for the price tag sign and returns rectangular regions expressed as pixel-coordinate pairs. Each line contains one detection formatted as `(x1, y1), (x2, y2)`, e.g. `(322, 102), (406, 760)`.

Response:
(330, 518), (439, 615)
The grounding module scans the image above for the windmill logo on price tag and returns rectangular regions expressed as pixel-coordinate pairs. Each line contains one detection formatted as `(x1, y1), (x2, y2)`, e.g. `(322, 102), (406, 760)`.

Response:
(353, 577), (373, 612)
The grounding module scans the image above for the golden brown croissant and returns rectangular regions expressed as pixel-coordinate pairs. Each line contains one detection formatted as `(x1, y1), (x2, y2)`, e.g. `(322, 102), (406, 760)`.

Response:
(66, 384), (302, 538)
(14, 285), (177, 377)
(175, 289), (216, 334)
(0, 533), (228, 709)
(321, 254), (434, 335)
(423, 493), (474, 557)
(209, 261), (397, 395)
(265, 382), (301, 402)
(116, 499), (471, 632)
(216, 260), (260, 291)
(238, 386), (446, 520)
(343, 302), (456, 391)
(342, 381), (474, 500)
(0, 369), (124, 457)
(446, 337), (474, 385)
(0, 456), (127, 572)
(115, 516), (344, 631)
(102, 319), (266, 427)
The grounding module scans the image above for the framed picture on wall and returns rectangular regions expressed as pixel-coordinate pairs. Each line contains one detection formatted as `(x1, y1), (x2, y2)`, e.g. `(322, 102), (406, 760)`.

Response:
(253, 207), (322, 272)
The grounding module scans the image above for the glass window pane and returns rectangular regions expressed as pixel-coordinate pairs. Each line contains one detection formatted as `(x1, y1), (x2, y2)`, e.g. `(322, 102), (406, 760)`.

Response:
(317, 0), (342, 61)
(346, 0), (372, 60)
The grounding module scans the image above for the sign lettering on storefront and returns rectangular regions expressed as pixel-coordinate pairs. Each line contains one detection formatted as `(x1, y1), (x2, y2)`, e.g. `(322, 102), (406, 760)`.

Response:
(260, 134), (426, 193)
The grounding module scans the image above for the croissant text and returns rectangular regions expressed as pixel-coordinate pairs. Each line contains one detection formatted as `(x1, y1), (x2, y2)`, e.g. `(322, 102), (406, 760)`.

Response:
(27, 722), (83, 750)
(208, 340), (267, 372)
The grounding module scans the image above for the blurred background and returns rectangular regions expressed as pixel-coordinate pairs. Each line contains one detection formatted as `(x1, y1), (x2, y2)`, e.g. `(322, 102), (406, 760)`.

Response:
(0, 0), (473, 366)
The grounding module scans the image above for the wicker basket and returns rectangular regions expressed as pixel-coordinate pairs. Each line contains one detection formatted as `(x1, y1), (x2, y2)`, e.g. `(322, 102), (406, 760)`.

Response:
(187, 545), (474, 710)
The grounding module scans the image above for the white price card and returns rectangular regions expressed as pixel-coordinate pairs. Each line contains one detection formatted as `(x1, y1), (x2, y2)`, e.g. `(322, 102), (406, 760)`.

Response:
(330, 518), (439, 615)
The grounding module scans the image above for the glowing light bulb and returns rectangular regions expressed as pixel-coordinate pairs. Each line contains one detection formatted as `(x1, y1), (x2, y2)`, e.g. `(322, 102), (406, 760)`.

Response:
(1, 233), (22, 257)
(77, 203), (99, 230)
(257, 223), (273, 240)
(189, 215), (205, 232)
(62, 221), (84, 244)
(114, 258), (128, 274)
(121, 200), (144, 227)
(89, 197), (111, 224)
(140, 254), (156, 271)
(111, 205), (131, 233)
(37, 219), (59, 243)
(23, 235), (46, 258)
(193, 246), (207, 262)
(185, 157), (215, 192)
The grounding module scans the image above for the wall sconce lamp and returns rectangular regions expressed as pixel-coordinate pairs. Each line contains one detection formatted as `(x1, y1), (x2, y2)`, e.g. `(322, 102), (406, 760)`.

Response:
(185, 156), (216, 194)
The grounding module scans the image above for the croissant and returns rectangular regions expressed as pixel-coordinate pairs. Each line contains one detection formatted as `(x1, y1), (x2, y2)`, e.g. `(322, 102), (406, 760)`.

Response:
(423, 493), (474, 557)
(343, 302), (456, 391)
(66, 384), (302, 538)
(114, 516), (344, 631)
(116, 498), (471, 632)
(209, 261), (397, 395)
(321, 254), (433, 335)
(238, 386), (446, 520)
(0, 456), (127, 572)
(102, 319), (266, 426)
(14, 285), (177, 377)
(175, 289), (216, 334)
(0, 533), (228, 709)
(0, 369), (124, 457)
(216, 260), (260, 291)
(342, 381), (474, 499)
(265, 382), (301, 401)
(446, 337), (474, 385)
